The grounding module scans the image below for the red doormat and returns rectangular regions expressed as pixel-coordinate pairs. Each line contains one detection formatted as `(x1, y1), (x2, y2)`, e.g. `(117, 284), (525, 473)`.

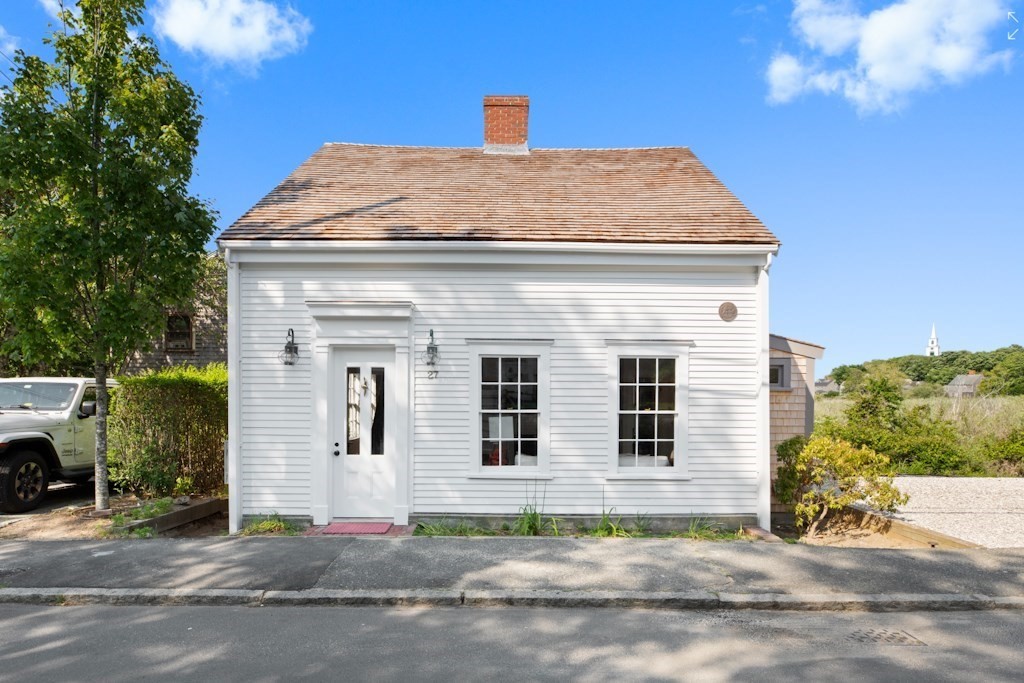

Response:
(321, 522), (393, 535)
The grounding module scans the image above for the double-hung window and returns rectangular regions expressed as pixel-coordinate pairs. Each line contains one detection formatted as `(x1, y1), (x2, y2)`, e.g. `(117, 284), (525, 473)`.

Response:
(165, 313), (194, 352)
(469, 342), (551, 475)
(607, 343), (690, 477)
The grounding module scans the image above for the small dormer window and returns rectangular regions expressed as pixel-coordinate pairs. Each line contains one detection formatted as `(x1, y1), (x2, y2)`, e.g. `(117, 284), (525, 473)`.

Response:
(165, 314), (194, 352)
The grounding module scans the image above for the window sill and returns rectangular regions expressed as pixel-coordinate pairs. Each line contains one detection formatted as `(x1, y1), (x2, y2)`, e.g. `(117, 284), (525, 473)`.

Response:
(769, 385), (793, 392)
(605, 473), (692, 481)
(467, 472), (554, 480)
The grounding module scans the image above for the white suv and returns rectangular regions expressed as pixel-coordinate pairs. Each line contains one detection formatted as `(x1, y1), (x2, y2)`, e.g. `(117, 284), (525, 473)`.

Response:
(0, 378), (114, 513)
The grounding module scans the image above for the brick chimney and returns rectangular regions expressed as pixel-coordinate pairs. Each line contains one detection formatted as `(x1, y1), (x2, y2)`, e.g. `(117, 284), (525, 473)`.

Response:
(483, 95), (529, 155)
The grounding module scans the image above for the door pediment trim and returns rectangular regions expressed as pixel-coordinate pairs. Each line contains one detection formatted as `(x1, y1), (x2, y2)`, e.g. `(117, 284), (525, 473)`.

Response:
(306, 300), (413, 319)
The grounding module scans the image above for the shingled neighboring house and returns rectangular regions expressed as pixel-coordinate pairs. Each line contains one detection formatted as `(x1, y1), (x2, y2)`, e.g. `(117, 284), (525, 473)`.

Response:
(122, 253), (227, 374)
(217, 96), (782, 533)
(945, 373), (984, 398)
(767, 334), (824, 514)
(768, 335), (824, 458)
(814, 378), (840, 395)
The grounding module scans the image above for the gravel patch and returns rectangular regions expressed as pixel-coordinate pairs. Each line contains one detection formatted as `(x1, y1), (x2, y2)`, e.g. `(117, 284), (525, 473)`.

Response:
(893, 477), (1024, 548)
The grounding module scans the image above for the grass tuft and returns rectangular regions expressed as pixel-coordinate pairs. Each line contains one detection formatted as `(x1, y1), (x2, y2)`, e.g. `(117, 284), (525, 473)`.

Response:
(240, 514), (301, 536)
(414, 519), (496, 536)
(511, 503), (544, 536)
(591, 508), (631, 538)
(677, 517), (745, 541)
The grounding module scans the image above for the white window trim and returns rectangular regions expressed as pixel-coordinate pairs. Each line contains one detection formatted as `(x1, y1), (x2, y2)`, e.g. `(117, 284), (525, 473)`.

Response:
(769, 357), (792, 391)
(467, 341), (552, 478)
(606, 342), (691, 479)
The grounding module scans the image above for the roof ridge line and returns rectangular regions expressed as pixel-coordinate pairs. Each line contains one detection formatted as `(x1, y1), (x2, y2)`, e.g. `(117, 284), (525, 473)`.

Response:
(323, 142), (693, 151)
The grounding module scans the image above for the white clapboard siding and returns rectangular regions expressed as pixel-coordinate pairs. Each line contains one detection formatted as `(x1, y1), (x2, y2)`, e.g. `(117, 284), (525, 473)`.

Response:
(237, 263), (761, 518)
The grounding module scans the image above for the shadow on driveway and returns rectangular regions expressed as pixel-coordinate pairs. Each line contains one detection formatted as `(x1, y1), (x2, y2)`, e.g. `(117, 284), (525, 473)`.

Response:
(0, 483), (93, 526)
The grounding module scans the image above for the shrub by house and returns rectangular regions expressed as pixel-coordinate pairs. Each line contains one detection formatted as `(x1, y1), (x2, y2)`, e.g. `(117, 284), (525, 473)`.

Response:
(109, 364), (227, 496)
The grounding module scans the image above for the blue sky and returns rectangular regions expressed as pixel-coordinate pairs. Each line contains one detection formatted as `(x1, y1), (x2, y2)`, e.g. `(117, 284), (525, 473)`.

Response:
(1, 0), (1021, 376)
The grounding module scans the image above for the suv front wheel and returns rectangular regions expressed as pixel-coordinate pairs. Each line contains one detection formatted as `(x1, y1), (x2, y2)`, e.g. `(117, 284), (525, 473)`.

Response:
(0, 450), (50, 513)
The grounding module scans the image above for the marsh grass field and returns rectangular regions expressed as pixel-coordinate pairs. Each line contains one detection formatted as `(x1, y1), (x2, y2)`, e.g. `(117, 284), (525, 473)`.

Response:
(816, 395), (1024, 440)
(815, 395), (1024, 475)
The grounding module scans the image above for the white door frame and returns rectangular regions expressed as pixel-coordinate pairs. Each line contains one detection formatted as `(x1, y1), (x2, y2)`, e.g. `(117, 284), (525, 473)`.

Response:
(331, 348), (395, 518)
(308, 301), (413, 525)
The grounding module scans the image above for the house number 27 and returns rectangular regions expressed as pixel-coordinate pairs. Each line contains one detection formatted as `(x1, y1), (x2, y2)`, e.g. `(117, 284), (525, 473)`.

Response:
(427, 370), (439, 379)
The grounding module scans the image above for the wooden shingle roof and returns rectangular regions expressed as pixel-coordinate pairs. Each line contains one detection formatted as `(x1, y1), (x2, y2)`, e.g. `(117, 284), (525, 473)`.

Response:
(219, 143), (779, 246)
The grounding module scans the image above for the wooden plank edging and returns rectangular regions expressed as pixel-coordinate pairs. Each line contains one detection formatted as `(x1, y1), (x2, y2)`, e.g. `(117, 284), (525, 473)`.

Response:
(844, 506), (981, 549)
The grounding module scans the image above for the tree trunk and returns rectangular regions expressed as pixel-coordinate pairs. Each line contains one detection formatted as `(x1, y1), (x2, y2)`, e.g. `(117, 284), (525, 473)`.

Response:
(94, 361), (110, 511)
(89, 14), (107, 512)
(806, 505), (830, 539)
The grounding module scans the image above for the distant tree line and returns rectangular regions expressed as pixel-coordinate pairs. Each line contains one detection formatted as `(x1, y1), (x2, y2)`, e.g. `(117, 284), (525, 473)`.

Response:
(828, 345), (1024, 396)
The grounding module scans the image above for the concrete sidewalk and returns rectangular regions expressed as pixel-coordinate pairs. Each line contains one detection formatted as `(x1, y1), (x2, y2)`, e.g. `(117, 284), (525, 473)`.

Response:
(1, 537), (1022, 611)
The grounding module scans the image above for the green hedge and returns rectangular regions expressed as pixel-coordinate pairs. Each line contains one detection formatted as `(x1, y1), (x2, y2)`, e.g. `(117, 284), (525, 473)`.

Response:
(109, 364), (227, 496)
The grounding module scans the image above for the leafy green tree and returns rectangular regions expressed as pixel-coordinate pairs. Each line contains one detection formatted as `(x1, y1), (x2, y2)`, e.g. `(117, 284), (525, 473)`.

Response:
(862, 360), (908, 386)
(892, 355), (932, 382)
(840, 367), (867, 393)
(924, 351), (972, 385)
(0, 0), (215, 510)
(829, 364), (865, 386)
(846, 377), (903, 428)
(980, 351), (1024, 396)
(1, 307), (93, 377)
(887, 346), (1023, 386)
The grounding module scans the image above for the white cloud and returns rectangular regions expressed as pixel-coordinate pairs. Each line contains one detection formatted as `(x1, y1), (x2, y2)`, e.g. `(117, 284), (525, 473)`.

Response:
(152, 0), (312, 70)
(1, 26), (16, 100)
(0, 25), (17, 58)
(791, 0), (863, 55)
(37, 0), (73, 20)
(38, 0), (61, 18)
(766, 53), (807, 103)
(767, 0), (1012, 114)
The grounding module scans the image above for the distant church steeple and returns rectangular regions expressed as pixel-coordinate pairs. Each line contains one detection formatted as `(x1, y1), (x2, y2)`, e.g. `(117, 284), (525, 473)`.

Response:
(926, 324), (941, 357)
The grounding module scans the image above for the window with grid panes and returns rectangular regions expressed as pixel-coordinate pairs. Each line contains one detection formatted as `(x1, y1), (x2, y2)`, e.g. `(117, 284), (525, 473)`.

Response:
(618, 357), (677, 467)
(165, 314), (193, 351)
(480, 356), (539, 467)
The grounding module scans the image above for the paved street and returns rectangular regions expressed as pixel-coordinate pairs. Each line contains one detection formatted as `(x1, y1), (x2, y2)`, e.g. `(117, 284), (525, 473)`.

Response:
(1, 605), (1022, 681)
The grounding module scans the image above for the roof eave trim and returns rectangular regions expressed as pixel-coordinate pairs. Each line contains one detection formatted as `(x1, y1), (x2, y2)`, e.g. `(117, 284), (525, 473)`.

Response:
(769, 334), (825, 359)
(217, 238), (779, 256)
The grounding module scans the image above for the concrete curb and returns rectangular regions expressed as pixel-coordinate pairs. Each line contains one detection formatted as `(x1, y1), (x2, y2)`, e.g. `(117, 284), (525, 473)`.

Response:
(0, 587), (263, 606)
(461, 590), (722, 609)
(2, 587), (1023, 611)
(262, 589), (463, 607)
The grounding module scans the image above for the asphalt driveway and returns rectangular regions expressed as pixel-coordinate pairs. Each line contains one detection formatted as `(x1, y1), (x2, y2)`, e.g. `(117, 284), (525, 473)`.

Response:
(0, 482), (92, 528)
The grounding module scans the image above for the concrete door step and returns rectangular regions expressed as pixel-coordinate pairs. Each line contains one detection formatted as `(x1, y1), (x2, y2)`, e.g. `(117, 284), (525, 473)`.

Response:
(321, 522), (393, 535)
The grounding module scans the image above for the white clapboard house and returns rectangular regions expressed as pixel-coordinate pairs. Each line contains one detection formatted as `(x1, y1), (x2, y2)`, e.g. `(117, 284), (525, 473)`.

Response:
(217, 96), (781, 533)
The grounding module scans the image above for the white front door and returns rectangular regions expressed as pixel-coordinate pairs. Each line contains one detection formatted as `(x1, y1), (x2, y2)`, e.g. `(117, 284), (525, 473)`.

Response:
(332, 349), (396, 518)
